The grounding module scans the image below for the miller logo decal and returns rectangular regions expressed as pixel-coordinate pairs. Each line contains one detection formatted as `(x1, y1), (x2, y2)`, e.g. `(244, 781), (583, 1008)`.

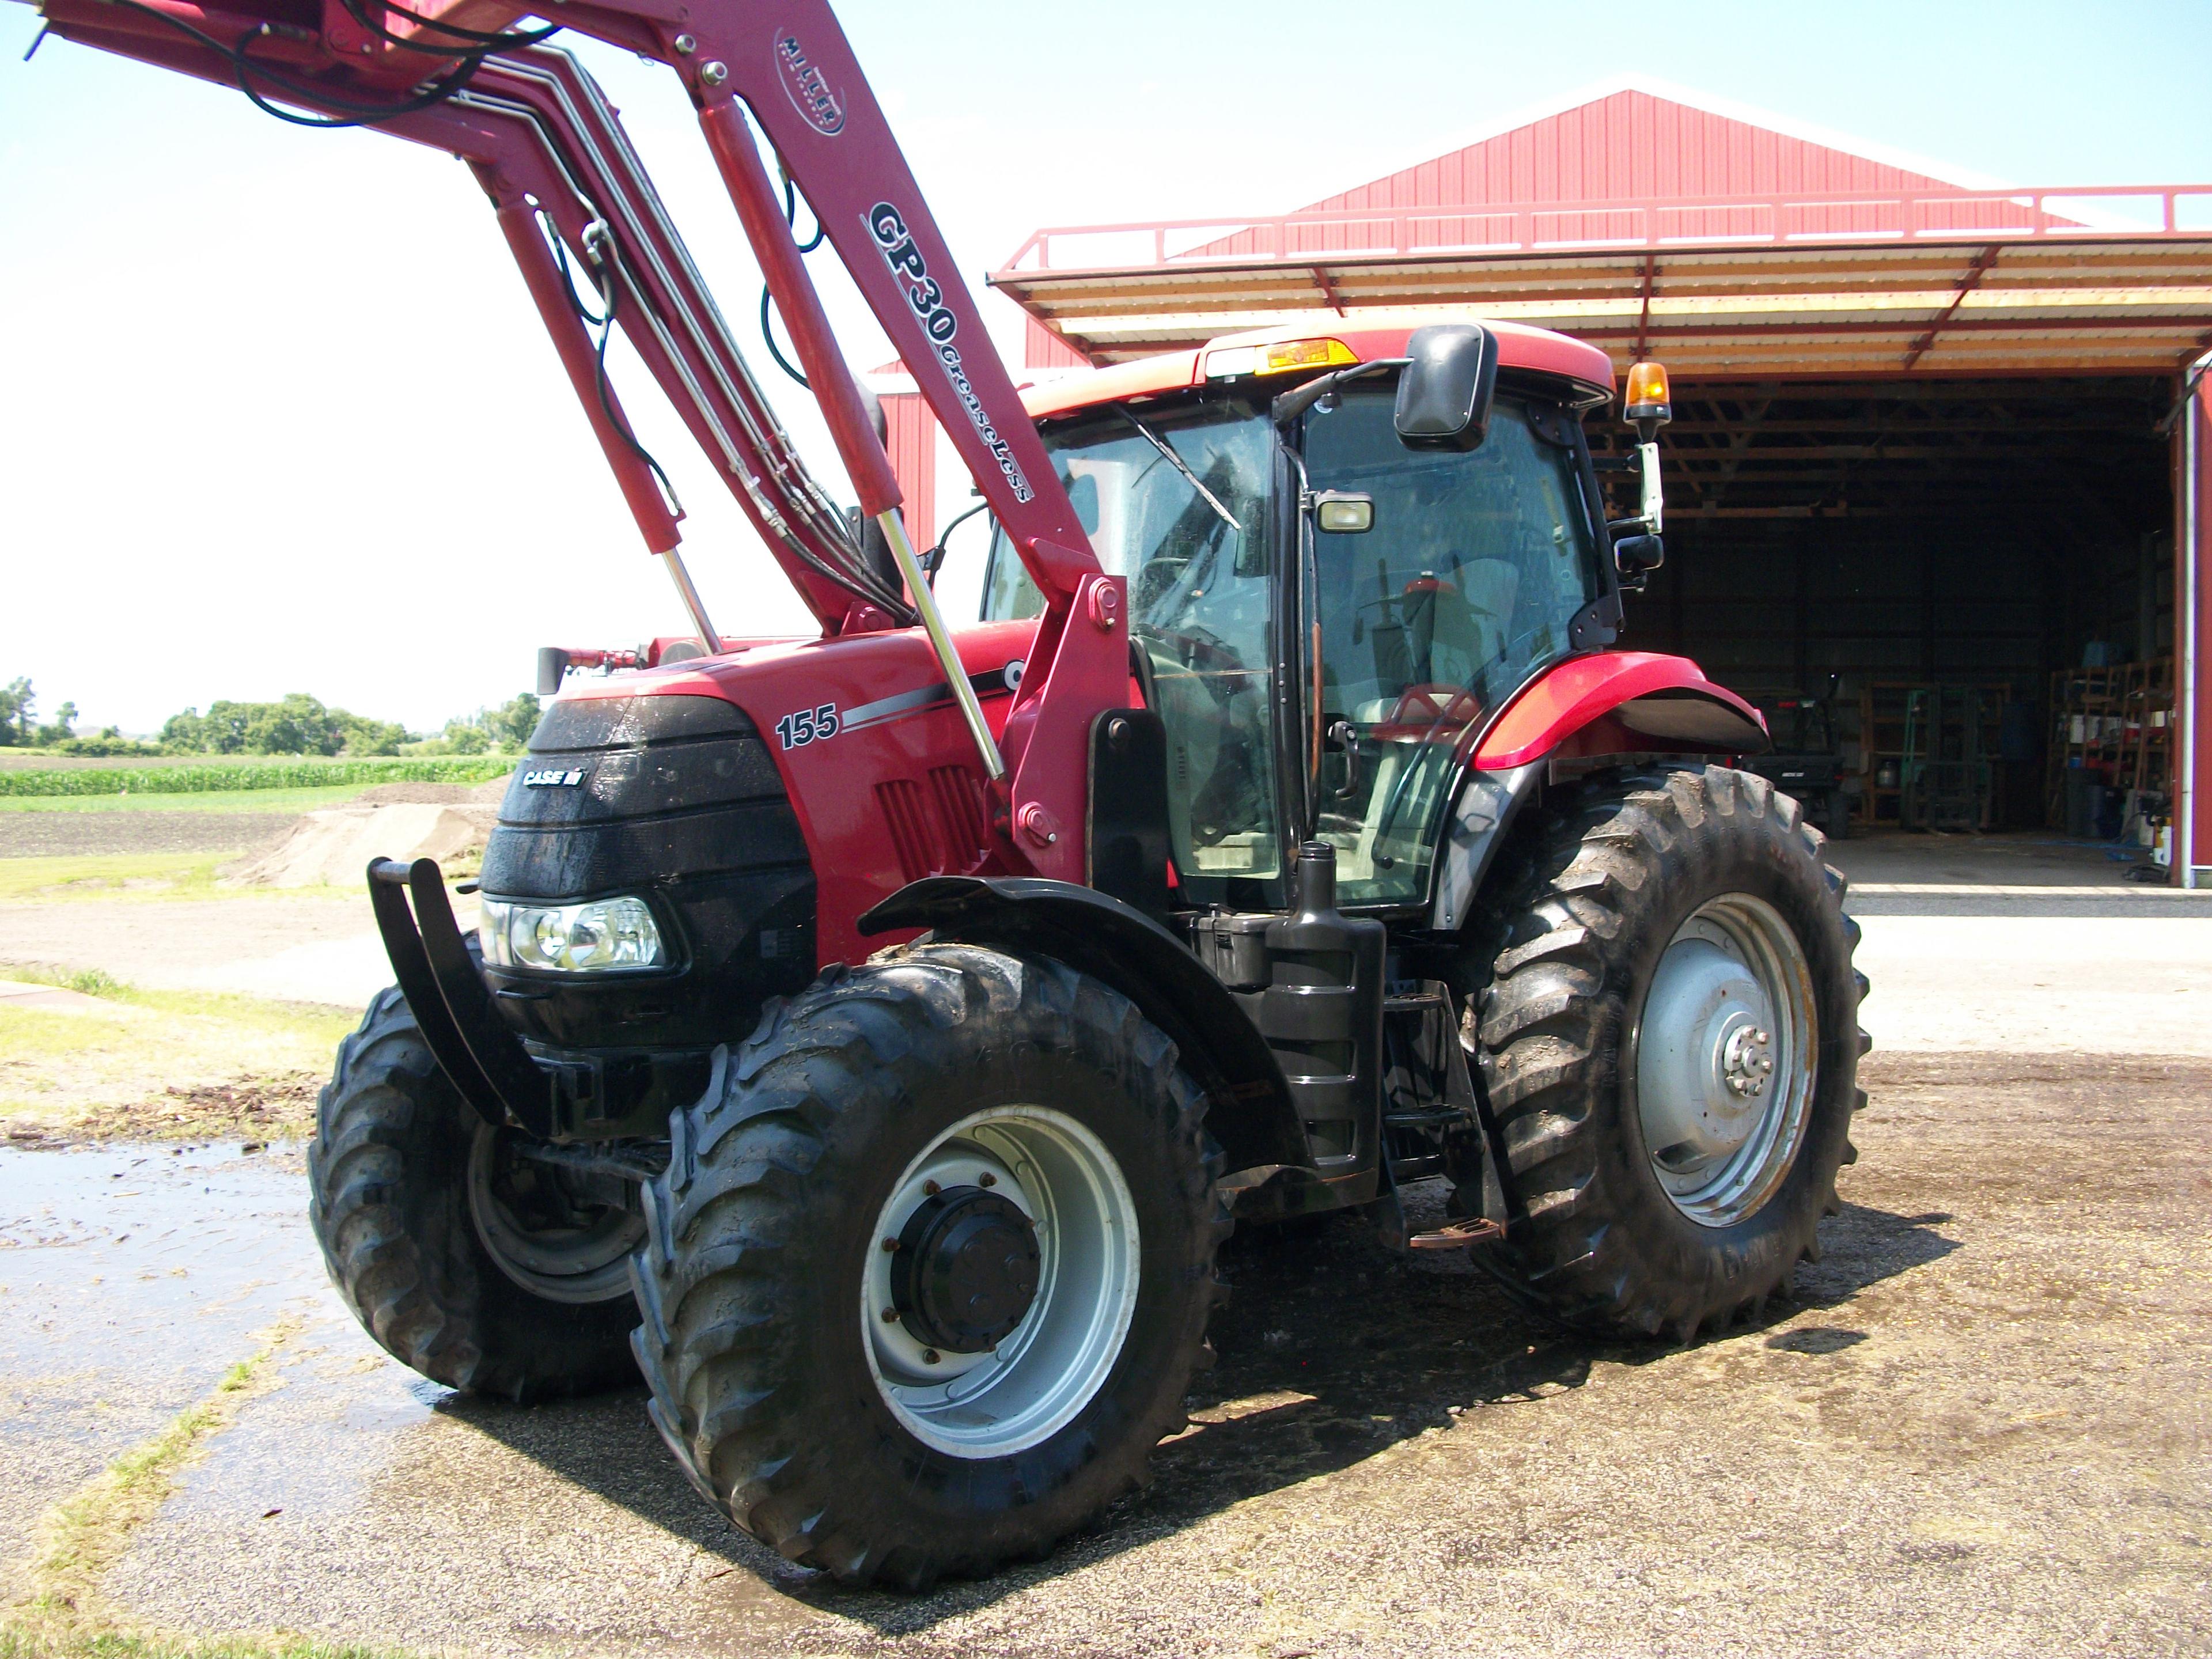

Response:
(774, 33), (844, 136)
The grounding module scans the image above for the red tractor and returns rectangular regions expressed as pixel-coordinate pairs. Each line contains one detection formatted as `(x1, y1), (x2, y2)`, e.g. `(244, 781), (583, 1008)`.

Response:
(27, 0), (1866, 1589)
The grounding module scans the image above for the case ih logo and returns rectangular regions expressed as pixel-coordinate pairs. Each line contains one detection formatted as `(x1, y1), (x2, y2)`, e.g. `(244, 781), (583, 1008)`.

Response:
(774, 35), (844, 136)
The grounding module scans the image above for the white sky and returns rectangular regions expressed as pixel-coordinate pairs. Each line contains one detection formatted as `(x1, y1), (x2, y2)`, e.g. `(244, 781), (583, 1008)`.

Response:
(3, 0), (2209, 735)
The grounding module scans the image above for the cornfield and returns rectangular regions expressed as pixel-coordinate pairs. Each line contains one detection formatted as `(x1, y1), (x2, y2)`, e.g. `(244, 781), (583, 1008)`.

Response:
(0, 757), (515, 797)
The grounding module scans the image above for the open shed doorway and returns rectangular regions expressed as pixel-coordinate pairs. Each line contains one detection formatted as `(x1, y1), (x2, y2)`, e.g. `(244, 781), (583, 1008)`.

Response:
(1599, 376), (2177, 853)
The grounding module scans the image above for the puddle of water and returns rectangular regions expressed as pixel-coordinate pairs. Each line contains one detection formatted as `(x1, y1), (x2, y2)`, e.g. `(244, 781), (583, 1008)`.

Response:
(0, 1143), (329, 1436)
(157, 1306), (451, 1523)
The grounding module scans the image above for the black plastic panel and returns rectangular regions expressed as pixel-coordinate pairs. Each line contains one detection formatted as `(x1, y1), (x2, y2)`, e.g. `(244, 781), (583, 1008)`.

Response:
(527, 694), (757, 751)
(1086, 708), (1171, 922)
(479, 692), (817, 1054)
(482, 800), (809, 896)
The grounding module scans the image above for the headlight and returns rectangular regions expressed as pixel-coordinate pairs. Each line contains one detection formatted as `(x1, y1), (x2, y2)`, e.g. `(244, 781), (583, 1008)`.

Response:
(478, 895), (666, 974)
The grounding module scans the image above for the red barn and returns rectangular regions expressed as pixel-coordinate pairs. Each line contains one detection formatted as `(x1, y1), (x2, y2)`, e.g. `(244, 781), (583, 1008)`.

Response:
(877, 80), (2212, 882)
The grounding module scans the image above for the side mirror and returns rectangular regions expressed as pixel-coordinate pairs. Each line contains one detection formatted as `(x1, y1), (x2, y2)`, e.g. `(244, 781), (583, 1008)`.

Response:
(1613, 533), (1664, 593)
(1393, 324), (1498, 452)
(1312, 490), (1374, 533)
(536, 647), (570, 698)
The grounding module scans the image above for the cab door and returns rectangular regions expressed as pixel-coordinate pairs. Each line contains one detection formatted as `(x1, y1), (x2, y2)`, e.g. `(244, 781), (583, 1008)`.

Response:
(1293, 385), (1609, 907)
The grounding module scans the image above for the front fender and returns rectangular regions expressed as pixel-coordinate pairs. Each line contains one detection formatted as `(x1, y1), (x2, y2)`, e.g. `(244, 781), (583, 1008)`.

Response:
(858, 876), (1310, 1177)
(1474, 652), (1769, 770)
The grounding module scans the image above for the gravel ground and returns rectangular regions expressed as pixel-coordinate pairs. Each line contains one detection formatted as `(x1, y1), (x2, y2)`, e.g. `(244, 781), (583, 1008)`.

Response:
(0, 894), (379, 999)
(0, 811), (297, 858)
(2, 839), (2206, 1656)
(0, 1048), (2186, 1658)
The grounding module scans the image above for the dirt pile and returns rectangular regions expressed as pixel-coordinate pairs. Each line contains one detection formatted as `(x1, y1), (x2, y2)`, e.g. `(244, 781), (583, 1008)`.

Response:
(225, 802), (499, 888)
(351, 777), (512, 806)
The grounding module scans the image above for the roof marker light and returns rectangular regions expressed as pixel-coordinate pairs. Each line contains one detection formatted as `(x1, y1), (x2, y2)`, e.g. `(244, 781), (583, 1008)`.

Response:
(1205, 338), (1359, 380)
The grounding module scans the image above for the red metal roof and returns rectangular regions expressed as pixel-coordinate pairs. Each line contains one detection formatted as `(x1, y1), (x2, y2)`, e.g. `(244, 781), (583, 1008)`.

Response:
(1267, 86), (2047, 242)
(990, 82), (2212, 378)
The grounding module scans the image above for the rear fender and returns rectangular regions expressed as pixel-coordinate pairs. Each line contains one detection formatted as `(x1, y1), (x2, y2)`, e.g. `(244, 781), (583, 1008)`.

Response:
(857, 876), (1310, 1179)
(1474, 652), (1769, 771)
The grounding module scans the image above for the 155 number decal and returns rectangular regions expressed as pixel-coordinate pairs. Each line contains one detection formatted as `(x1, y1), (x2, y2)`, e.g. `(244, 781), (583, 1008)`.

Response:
(775, 703), (840, 751)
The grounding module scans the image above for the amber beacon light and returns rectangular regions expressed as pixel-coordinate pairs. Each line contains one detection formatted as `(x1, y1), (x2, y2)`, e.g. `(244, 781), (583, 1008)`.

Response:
(1624, 360), (1673, 428)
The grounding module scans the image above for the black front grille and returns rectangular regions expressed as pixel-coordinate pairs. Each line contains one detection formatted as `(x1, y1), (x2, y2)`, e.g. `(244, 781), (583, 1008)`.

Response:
(479, 694), (816, 1052)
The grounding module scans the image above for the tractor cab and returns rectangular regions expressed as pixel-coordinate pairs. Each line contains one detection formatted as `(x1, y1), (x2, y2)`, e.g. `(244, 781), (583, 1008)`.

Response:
(978, 318), (1631, 914)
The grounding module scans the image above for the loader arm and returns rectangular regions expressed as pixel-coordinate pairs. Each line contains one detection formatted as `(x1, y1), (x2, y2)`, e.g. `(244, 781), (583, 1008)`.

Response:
(27, 0), (1116, 878)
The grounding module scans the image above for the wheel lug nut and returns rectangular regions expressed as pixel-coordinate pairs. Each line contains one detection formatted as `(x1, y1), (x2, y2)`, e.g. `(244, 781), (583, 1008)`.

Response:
(978, 1172), (996, 1187)
(923, 1179), (941, 1196)
(922, 1349), (941, 1366)
(881, 1237), (900, 1252)
(881, 1306), (900, 1323)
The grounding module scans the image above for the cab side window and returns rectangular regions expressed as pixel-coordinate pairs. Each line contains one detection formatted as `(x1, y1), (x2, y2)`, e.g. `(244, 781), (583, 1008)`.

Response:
(981, 400), (1282, 892)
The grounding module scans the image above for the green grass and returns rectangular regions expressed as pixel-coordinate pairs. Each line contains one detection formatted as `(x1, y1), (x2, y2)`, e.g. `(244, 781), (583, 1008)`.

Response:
(0, 966), (354, 1139)
(0, 855), (378, 904)
(1, 962), (130, 998)
(0, 855), (234, 903)
(0, 786), (385, 816)
(0, 1632), (404, 1658)
(0, 757), (513, 798)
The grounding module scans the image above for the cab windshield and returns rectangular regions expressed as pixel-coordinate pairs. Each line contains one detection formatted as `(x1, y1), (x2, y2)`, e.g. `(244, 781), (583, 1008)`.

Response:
(981, 396), (1283, 893)
(978, 381), (1605, 910)
(1303, 389), (1603, 904)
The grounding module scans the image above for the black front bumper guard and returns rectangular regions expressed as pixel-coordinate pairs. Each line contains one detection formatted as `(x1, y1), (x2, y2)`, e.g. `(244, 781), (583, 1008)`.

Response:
(366, 857), (559, 1139)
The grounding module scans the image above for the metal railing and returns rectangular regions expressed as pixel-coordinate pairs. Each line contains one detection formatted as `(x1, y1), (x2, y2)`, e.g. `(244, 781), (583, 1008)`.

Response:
(996, 185), (2212, 274)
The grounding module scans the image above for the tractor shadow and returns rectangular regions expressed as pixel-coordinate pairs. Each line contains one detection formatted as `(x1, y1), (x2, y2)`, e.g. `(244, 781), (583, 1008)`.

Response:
(446, 1191), (1958, 1630)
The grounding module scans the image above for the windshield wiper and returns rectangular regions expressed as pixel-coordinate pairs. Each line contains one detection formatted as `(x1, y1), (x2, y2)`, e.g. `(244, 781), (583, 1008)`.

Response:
(1113, 408), (1241, 532)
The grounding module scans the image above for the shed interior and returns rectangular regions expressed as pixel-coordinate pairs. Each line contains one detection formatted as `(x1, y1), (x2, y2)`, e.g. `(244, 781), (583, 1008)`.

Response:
(1592, 376), (2178, 834)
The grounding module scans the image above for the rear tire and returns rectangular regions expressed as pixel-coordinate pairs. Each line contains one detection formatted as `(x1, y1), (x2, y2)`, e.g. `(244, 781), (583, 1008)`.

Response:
(307, 986), (641, 1401)
(630, 945), (1228, 1589)
(1457, 766), (1868, 1342)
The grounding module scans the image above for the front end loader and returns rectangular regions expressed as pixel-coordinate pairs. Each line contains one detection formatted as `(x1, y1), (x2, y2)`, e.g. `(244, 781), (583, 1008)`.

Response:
(23, 0), (1867, 1590)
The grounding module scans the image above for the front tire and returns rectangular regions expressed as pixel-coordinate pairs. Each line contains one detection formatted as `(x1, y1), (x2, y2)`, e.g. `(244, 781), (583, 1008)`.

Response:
(1460, 766), (1868, 1342)
(307, 986), (642, 1400)
(630, 945), (1227, 1589)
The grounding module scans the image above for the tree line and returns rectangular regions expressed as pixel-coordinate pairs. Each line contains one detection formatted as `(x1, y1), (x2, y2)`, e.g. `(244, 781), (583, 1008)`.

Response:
(0, 679), (541, 759)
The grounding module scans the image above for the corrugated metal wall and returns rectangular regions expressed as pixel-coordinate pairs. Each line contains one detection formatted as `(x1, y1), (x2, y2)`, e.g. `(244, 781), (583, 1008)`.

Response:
(881, 386), (937, 547)
(1024, 315), (1091, 370)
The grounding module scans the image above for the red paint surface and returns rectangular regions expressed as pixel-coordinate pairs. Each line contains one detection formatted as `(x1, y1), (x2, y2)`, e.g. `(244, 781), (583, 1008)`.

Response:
(560, 619), (1040, 968)
(1474, 653), (1765, 770)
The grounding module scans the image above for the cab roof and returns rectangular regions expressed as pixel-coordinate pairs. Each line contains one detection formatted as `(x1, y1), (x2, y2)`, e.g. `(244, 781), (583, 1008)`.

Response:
(1018, 312), (1618, 422)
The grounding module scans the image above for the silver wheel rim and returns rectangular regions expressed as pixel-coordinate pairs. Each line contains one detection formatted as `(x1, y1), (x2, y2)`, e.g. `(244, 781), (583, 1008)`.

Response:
(467, 1124), (644, 1304)
(863, 1107), (1141, 1460)
(1635, 892), (1818, 1229)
